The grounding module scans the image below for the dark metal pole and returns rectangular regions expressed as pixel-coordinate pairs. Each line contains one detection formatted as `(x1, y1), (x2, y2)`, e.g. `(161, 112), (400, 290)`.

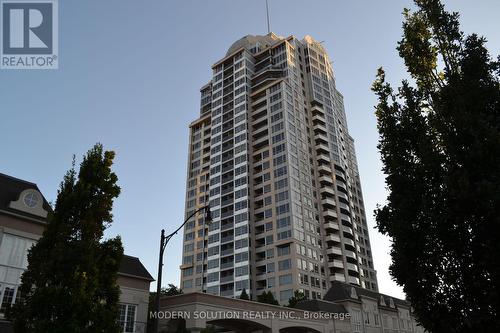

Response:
(202, 217), (206, 293)
(153, 206), (211, 333)
(153, 229), (165, 333)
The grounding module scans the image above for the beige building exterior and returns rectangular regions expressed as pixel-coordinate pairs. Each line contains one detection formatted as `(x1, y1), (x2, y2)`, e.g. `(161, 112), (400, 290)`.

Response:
(181, 33), (378, 303)
(0, 173), (153, 332)
(156, 282), (425, 333)
(157, 292), (352, 333)
(158, 281), (424, 333)
(297, 282), (425, 333)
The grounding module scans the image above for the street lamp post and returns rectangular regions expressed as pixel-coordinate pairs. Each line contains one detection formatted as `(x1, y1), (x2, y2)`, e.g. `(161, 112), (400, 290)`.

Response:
(153, 205), (212, 333)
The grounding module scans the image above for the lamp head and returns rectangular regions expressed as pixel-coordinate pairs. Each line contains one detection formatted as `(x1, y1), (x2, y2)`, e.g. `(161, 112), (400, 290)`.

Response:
(204, 206), (212, 224)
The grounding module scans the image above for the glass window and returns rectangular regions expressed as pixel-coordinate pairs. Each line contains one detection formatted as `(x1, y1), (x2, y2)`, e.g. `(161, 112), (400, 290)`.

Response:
(0, 286), (16, 313)
(118, 304), (137, 333)
(279, 289), (293, 302)
(279, 274), (292, 286)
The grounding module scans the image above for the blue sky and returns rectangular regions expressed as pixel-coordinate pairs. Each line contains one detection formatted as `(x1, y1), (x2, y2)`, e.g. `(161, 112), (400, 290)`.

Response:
(1, 0), (498, 298)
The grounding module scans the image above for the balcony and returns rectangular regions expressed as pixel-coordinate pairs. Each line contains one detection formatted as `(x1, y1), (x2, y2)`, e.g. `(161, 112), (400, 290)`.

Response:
(316, 152), (330, 163)
(346, 262), (359, 273)
(338, 202), (350, 212)
(321, 197), (336, 209)
(221, 235), (234, 244)
(316, 143), (330, 154)
(220, 261), (234, 270)
(317, 164), (332, 175)
(327, 247), (342, 256)
(343, 238), (355, 248)
(340, 213), (351, 223)
(320, 186), (336, 197)
(220, 275), (234, 283)
(332, 273), (346, 282)
(323, 209), (338, 219)
(326, 234), (341, 243)
(336, 180), (348, 192)
(324, 222), (340, 231)
(330, 259), (344, 269)
(313, 121), (328, 133)
(313, 122), (327, 134)
(348, 276), (360, 285)
(312, 114), (326, 125)
(319, 175), (334, 186)
(336, 191), (348, 200)
(314, 132), (329, 143)
(342, 224), (353, 233)
(220, 248), (234, 256)
(221, 222), (234, 231)
(345, 250), (357, 260)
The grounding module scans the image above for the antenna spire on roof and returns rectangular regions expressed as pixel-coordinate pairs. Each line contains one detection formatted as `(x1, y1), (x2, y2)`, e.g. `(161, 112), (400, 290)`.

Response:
(266, 0), (271, 34)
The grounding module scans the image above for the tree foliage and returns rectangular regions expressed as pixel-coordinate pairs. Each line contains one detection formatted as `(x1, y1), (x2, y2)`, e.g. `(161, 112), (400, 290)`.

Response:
(8, 144), (124, 333)
(239, 288), (250, 300)
(287, 290), (306, 308)
(373, 1), (500, 332)
(256, 291), (279, 306)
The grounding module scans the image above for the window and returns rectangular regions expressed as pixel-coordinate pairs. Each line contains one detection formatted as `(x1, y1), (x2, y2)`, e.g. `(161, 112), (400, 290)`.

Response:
(279, 289), (293, 302)
(0, 287), (16, 313)
(207, 272), (219, 282)
(277, 244), (290, 256)
(235, 265), (249, 277)
(279, 274), (292, 286)
(182, 267), (193, 277)
(118, 304), (137, 333)
(278, 259), (291, 271)
(351, 310), (362, 333)
(277, 229), (291, 240)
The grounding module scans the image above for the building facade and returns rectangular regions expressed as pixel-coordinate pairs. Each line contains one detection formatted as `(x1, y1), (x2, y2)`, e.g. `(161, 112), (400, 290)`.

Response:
(297, 281), (425, 333)
(0, 173), (153, 333)
(181, 33), (378, 303)
(156, 282), (425, 333)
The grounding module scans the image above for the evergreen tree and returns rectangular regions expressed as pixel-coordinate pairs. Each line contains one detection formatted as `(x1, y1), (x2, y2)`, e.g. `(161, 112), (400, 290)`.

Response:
(239, 288), (249, 300)
(287, 290), (306, 308)
(373, 1), (500, 331)
(8, 144), (124, 333)
(256, 291), (279, 306)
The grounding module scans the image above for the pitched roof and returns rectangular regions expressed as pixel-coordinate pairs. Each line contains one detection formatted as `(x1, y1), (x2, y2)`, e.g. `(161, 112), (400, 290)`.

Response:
(119, 255), (154, 281)
(0, 172), (51, 222)
(324, 280), (410, 310)
(295, 299), (348, 314)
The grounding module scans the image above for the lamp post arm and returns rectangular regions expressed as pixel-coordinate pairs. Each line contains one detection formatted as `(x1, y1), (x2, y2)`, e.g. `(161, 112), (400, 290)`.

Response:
(162, 205), (210, 252)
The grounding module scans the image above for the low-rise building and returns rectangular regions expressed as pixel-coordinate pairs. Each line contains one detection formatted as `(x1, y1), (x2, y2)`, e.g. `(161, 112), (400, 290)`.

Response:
(296, 281), (425, 333)
(155, 281), (425, 333)
(0, 173), (153, 332)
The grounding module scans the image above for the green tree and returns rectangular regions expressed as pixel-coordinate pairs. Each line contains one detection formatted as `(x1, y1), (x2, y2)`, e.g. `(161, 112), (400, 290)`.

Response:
(239, 288), (250, 300)
(162, 284), (183, 296)
(372, 1), (500, 332)
(8, 144), (124, 333)
(287, 290), (306, 308)
(257, 291), (279, 306)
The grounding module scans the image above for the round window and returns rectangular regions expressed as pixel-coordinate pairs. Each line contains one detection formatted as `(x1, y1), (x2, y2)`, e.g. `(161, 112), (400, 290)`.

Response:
(23, 191), (40, 208)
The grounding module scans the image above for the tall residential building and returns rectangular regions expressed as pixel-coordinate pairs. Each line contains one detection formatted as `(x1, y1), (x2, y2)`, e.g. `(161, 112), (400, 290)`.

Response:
(181, 33), (378, 304)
